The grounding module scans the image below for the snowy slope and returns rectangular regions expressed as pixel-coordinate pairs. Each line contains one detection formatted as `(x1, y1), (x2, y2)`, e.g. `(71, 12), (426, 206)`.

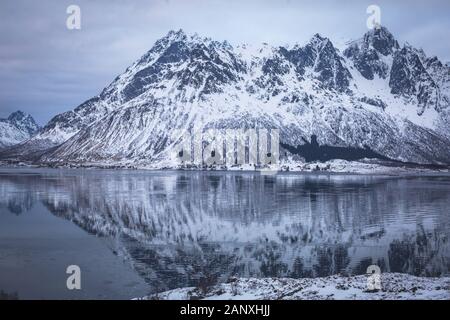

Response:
(2, 27), (449, 165)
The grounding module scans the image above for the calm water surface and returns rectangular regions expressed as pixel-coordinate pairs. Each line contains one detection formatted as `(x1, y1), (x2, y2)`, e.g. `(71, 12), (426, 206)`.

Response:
(0, 168), (449, 299)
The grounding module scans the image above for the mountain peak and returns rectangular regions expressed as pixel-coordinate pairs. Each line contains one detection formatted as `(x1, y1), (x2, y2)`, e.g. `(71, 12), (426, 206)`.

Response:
(306, 34), (336, 55)
(365, 25), (393, 37)
(7, 110), (39, 133)
(165, 29), (187, 41)
(344, 26), (400, 80)
(309, 33), (329, 46)
(400, 43), (428, 62)
(362, 25), (399, 56)
(0, 111), (39, 148)
(311, 33), (325, 40)
(7, 110), (32, 123)
(164, 29), (215, 45)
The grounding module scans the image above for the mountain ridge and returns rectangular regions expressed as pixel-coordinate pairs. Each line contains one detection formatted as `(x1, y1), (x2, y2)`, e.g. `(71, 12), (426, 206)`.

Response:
(1, 26), (449, 166)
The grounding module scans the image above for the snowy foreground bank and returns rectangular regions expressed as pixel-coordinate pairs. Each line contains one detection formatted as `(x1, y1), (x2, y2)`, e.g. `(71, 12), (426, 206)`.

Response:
(139, 274), (450, 300)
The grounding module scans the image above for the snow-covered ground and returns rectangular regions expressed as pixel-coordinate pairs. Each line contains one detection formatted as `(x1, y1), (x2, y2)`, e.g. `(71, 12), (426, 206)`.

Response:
(139, 273), (450, 300)
(1, 158), (449, 175)
(279, 159), (450, 175)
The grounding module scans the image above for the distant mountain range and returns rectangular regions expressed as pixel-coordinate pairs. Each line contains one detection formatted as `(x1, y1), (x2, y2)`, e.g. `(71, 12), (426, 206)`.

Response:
(0, 111), (39, 149)
(1, 26), (449, 166)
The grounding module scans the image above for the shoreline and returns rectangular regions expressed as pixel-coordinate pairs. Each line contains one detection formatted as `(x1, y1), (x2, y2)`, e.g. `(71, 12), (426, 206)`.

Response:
(138, 273), (450, 300)
(1, 159), (449, 177)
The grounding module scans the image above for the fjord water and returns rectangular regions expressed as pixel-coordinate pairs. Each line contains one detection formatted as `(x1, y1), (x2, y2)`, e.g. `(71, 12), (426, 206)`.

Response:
(0, 168), (449, 299)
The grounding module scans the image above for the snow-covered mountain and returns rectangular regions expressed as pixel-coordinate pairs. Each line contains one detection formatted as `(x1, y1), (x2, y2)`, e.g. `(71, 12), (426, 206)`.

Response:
(2, 27), (449, 165)
(0, 111), (40, 149)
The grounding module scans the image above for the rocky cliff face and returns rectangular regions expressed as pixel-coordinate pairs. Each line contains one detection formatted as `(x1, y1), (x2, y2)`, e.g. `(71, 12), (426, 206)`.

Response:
(2, 27), (449, 165)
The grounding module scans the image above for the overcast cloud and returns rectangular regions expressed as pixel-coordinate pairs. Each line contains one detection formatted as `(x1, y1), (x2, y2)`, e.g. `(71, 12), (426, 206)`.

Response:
(0, 0), (449, 124)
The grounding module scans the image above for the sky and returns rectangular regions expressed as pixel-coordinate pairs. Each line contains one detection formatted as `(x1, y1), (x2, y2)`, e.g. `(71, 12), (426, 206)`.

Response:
(0, 0), (449, 125)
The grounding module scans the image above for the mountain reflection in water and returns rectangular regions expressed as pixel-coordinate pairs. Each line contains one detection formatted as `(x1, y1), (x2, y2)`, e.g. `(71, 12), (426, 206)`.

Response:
(0, 169), (449, 293)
